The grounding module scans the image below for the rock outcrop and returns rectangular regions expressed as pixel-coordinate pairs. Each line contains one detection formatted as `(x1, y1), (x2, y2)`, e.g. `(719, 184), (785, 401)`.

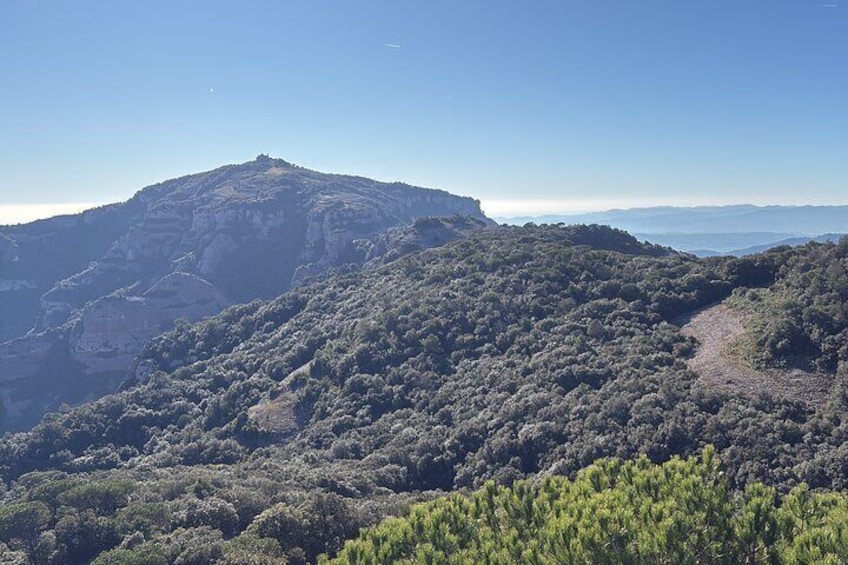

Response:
(362, 215), (491, 269)
(0, 155), (491, 431)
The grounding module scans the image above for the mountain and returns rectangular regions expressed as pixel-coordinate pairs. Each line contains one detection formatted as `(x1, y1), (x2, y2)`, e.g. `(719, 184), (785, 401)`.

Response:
(711, 232), (847, 257)
(641, 232), (847, 257)
(4, 225), (848, 562)
(497, 204), (848, 235)
(0, 155), (491, 432)
(496, 204), (848, 255)
(631, 232), (801, 255)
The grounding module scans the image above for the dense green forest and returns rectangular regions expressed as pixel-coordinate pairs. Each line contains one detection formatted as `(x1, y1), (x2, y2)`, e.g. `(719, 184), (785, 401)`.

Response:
(325, 447), (848, 565)
(1, 225), (847, 563)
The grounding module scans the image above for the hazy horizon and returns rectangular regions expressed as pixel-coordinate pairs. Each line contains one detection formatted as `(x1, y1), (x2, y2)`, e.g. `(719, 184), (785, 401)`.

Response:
(4, 194), (848, 226)
(3, 2), (847, 214)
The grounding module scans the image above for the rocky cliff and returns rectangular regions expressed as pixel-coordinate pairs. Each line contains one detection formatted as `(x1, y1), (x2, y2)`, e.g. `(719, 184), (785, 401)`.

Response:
(0, 155), (491, 431)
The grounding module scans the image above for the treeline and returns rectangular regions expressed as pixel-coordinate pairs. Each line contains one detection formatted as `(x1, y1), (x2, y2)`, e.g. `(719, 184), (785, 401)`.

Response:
(0, 225), (846, 562)
(325, 447), (848, 565)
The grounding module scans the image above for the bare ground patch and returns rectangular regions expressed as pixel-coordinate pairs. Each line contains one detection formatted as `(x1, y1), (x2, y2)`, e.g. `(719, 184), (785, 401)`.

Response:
(677, 303), (832, 409)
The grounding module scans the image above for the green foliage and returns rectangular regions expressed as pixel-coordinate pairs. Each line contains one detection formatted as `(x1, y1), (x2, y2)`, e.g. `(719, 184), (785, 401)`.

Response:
(325, 449), (848, 565)
(0, 501), (51, 550)
(1, 225), (848, 563)
(56, 479), (135, 515)
(730, 240), (848, 372)
(90, 527), (225, 565)
(219, 533), (287, 564)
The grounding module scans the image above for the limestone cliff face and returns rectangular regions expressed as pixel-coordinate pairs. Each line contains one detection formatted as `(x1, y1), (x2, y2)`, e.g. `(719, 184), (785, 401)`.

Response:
(362, 215), (491, 269)
(0, 155), (491, 432)
(0, 202), (138, 342)
(71, 273), (227, 360)
(290, 183), (489, 286)
(0, 273), (228, 430)
(0, 232), (19, 264)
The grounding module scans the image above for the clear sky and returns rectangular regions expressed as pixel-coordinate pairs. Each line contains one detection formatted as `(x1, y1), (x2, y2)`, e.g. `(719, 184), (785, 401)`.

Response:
(1, 0), (846, 221)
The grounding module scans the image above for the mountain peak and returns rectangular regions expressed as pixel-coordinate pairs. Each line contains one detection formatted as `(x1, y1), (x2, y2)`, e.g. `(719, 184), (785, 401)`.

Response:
(0, 158), (491, 431)
(254, 153), (292, 168)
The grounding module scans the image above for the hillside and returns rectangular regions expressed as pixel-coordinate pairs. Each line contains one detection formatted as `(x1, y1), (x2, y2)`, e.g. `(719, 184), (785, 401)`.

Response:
(5, 225), (848, 562)
(680, 303), (832, 408)
(0, 156), (490, 432)
(728, 238), (848, 373)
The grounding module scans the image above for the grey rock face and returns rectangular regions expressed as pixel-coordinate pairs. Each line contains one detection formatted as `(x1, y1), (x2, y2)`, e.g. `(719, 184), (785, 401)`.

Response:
(363, 215), (492, 269)
(0, 155), (491, 431)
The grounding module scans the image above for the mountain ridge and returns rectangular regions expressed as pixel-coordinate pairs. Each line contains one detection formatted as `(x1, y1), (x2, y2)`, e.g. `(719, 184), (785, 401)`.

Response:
(497, 204), (848, 235)
(0, 156), (491, 432)
(497, 204), (848, 257)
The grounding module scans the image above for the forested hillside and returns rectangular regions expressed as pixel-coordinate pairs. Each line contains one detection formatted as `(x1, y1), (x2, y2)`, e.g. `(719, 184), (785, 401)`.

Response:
(1, 225), (847, 563)
(730, 240), (848, 373)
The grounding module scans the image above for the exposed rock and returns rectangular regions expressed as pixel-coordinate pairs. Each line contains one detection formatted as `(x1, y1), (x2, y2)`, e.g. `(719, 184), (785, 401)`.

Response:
(72, 273), (227, 359)
(0, 272), (228, 430)
(0, 280), (34, 292)
(363, 215), (492, 268)
(0, 202), (137, 343)
(0, 232), (19, 263)
(0, 155), (491, 431)
(198, 233), (240, 275)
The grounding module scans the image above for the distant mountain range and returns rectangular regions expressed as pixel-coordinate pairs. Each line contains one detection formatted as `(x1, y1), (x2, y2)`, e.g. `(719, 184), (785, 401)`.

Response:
(0, 155), (490, 432)
(690, 233), (847, 257)
(496, 204), (848, 256)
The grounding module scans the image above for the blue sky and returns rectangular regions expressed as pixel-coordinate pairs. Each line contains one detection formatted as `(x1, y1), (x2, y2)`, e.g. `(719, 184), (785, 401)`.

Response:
(1, 0), (846, 221)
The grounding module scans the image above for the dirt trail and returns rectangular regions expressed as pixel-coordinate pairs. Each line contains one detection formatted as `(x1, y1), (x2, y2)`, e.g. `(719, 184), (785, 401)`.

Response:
(678, 303), (832, 409)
